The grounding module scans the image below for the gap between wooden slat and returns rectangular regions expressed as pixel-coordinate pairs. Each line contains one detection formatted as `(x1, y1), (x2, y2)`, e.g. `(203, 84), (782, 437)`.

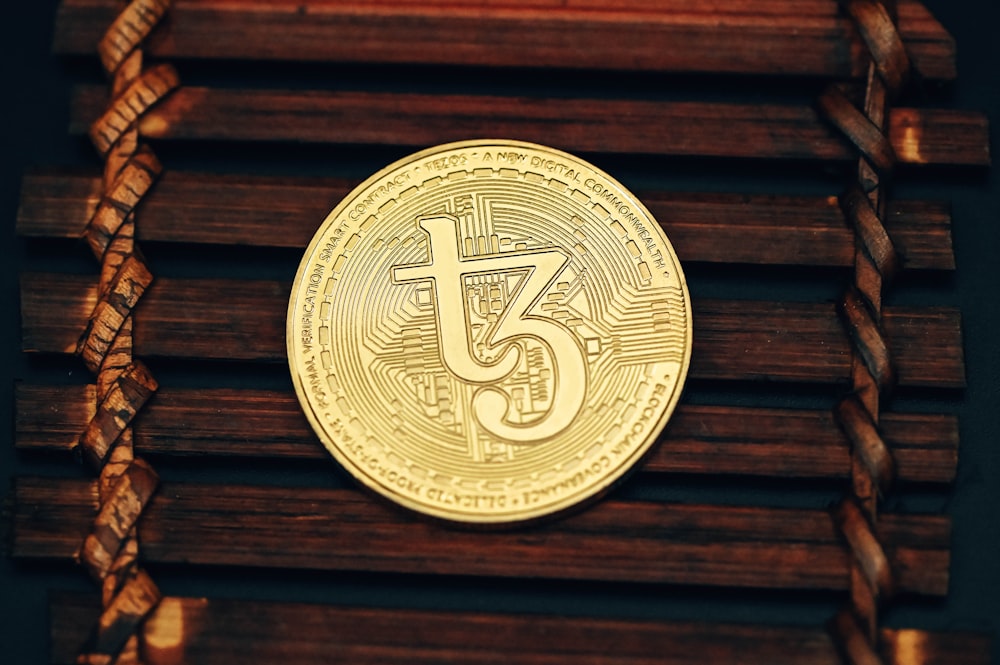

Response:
(48, 593), (992, 665)
(13, 478), (950, 594)
(19, 274), (966, 388)
(53, 0), (956, 80)
(68, 88), (991, 167)
(17, 171), (956, 270)
(15, 385), (959, 484)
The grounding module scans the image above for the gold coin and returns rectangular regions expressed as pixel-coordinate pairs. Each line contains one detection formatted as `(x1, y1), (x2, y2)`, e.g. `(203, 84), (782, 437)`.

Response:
(288, 140), (691, 524)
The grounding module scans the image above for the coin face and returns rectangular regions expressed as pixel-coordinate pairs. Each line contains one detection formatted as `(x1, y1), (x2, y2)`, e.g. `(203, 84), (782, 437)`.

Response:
(288, 140), (691, 523)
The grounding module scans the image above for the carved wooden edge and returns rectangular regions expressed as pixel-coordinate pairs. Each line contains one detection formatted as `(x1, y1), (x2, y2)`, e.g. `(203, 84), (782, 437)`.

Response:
(70, 1), (177, 663)
(818, 1), (924, 662)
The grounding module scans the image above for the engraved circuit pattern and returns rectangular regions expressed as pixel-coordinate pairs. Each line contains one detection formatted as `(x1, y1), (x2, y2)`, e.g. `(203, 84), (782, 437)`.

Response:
(290, 142), (691, 522)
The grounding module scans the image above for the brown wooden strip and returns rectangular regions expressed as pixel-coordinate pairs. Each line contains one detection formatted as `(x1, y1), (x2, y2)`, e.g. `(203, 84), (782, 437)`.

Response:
(888, 107), (992, 166)
(658, 404), (958, 484)
(48, 593), (993, 665)
(68, 87), (990, 167)
(19, 274), (289, 360)
(880, 628), (993, 665)
(19, 274), (965, 387)
(53, 0), (956, 81)
(13, 478), (949, 594)
(16, 171), (956, 270)
(15, 385), (959, 484)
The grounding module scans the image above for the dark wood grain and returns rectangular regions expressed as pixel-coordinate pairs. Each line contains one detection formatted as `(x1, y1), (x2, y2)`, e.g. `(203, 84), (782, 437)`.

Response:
(16, 171), (956, 270)
(13, 478), (949, 594)
(68, 87), (990, 167)
(19, 274), (966, 388)
(49, 593), (992, 665)
(23, 2), (982, 661)
(15, 385), (959, 484)
(53, 0), (956, 81)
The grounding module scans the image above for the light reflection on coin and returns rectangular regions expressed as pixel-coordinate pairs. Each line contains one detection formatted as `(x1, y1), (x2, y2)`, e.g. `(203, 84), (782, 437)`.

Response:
(288, 140), (692, 523)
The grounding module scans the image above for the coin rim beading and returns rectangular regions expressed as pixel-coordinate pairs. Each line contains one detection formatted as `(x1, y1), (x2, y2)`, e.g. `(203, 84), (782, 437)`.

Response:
(287, 139), (693, 524)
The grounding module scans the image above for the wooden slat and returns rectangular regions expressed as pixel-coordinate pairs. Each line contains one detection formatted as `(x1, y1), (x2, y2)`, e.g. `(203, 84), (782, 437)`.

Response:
(53, 0), (957, 81)
(16, 171), (956, 270)
(49, 593), (992, 665)
(69, 87), (991, 167)
(13, 478), (950, 594)
(19, 274), (966, 388)
(14, 385), (959, 484)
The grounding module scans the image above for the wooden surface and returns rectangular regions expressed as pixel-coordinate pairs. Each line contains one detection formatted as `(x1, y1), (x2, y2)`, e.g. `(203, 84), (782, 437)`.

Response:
(17, 171), (957, 270)
(52, 0), (957, 80)
(69, 88), (991, 166)
(15, 385), (960, 484)
(49, 593), (993, 665)
(12, 477), (950, 595)
(10, 0), (993, 662)
(19, 274), (966, 387)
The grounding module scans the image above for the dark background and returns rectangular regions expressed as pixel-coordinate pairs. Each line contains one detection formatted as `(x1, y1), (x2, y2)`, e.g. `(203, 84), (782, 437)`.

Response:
(2, 2), (997, 663)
